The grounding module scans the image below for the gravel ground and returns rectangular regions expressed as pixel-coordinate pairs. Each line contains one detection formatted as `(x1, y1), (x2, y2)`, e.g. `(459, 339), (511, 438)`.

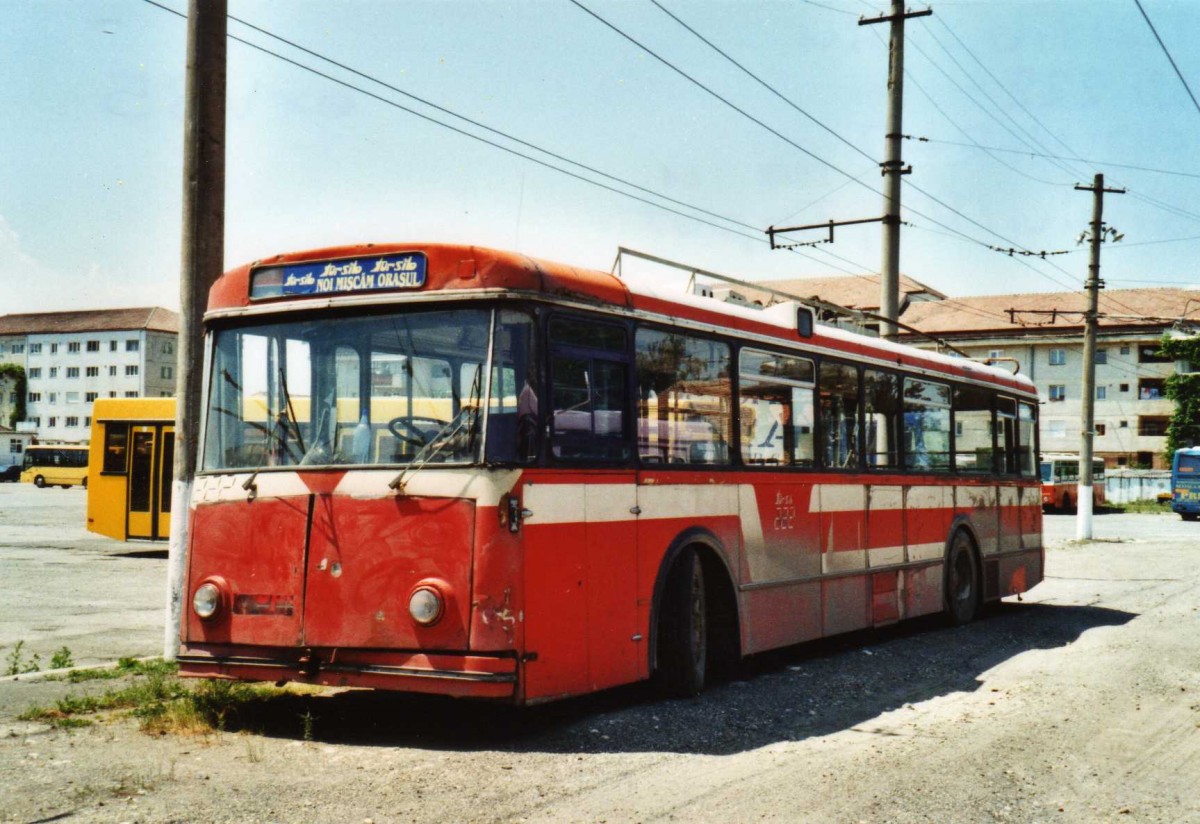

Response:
(1, 485), (1198, 823)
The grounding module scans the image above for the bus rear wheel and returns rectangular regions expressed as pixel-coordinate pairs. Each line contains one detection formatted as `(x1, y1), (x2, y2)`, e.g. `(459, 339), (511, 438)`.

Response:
(34, 475), (45, 488)
(656, 547), (707, 698)
(944, 529), (980, 626)
(1182, 513), (1199, 522)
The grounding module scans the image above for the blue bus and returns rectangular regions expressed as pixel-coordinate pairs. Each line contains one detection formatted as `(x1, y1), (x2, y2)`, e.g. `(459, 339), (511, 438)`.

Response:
(1171, 447), (1200, 521)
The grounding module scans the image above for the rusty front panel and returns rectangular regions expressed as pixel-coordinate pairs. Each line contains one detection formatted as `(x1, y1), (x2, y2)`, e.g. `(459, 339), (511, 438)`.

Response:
(741, 582), (822, 654)
(301, 495), (474, 649)
(468, 503), (523, 654)
(904, 564), (943, 617)
(822, 575), (870, 637)
(184, 497), (310, 647)
(871, 571), (901, 625)
(956, 483), (999, 554)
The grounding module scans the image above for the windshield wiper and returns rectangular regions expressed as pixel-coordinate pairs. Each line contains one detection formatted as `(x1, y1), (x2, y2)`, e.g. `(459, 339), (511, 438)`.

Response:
(242, 367), (305, 500)
(389, 368), (483, 494)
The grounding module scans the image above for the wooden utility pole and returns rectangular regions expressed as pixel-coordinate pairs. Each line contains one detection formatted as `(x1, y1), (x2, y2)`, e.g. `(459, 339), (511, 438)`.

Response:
(860, 2), (930, 341)
(165, 0), (227, 660)
(1073, 173), (1123, 541)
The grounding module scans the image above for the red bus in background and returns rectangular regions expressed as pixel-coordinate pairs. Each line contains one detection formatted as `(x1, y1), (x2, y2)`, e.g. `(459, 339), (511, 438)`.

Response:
(179, 243), (1043, 703)
(1039, 454), (1106, 512)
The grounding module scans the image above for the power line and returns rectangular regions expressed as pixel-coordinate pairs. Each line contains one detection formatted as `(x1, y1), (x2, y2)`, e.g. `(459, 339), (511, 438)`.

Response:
(910, 137), (1200, 180)
(139, 0), (862, 275)
(1133, 0), (1200, 120)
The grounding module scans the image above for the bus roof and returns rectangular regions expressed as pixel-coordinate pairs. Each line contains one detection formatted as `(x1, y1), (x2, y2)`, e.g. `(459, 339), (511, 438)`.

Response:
(207, 242), (1036, 397)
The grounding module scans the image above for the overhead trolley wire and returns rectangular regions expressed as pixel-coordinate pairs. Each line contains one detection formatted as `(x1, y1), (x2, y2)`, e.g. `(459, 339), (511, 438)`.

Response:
(139, 0), (863, 275)
(1133, 0), (1200, 120)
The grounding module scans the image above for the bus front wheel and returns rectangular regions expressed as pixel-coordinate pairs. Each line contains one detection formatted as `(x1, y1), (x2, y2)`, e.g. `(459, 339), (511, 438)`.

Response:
(33, 475), (45, 488)
(944, 529), (980, 626)
(655, 547), (707, 698)
(1182, 513), (1199, 522)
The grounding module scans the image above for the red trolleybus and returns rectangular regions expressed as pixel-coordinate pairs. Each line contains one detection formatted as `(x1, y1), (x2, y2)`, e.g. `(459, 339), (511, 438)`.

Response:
(179, 243), (1043, 702)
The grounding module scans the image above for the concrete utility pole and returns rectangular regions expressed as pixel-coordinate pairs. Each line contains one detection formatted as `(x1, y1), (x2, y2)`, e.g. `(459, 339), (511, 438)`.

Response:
(1074, 173), (1123, 541)
(860, 2), (931, 341)
(165, 0), (227, 660)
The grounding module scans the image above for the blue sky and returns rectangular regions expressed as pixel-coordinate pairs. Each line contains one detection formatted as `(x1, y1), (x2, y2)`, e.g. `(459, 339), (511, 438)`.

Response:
(3, 0), (1198, 314)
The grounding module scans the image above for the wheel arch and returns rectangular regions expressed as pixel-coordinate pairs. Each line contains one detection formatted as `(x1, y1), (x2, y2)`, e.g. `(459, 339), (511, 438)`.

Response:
(648, 526), (741, 677)
(944, 514), (985, 614)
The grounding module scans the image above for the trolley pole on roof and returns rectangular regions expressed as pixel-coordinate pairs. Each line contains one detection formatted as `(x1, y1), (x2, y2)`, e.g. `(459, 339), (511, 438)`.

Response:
(165, 0), (227, 660)
(1074, 173), (1124, 541)
(860, 2), (931, 342)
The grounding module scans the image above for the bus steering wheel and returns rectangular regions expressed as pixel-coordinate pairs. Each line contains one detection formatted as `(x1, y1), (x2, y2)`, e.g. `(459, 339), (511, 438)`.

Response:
(386, 416), (448, 447)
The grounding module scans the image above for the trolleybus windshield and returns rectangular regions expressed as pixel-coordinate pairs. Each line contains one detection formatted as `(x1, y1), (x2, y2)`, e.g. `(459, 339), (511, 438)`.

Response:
(201, 307), (537, 471)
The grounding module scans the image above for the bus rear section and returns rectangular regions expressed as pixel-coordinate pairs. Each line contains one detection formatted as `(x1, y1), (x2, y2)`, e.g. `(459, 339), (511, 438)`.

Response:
(178, 243), (1043, 705)
(1171, 448), (1200, 520)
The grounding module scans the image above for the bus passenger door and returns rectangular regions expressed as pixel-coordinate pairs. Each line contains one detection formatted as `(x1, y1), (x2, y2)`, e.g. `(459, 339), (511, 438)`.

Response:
(127, 425), (160, 540)
(156, 427), (174, 540)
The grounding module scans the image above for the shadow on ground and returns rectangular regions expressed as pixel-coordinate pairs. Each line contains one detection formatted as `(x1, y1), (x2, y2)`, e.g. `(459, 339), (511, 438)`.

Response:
(212, 601), (1134, 756)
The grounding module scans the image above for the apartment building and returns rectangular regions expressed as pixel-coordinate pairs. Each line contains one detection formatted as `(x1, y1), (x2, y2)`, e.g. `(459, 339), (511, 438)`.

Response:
(0, 308), (179, 444)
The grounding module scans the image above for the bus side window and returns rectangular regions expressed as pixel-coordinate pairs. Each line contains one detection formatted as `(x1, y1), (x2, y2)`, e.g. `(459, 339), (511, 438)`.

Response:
(953, 384), (994, 472)
(1018, 402), (1037, 476)
(997, 397), (1018, 474)
(636, 329), (731, 466)
(818, 362), (860, 469)
(103, 423), (130, 474)
(864, 369), (901, 469)
(903, 378), (951, 471)
(738, 348), (814, 467)
(549, 317), (631, 463)
(486, 310), (538, 464)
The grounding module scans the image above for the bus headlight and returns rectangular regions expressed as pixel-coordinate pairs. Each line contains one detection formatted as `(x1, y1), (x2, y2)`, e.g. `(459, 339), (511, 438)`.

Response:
(193, 582), (223, 620)
(408, 586), (443, 626)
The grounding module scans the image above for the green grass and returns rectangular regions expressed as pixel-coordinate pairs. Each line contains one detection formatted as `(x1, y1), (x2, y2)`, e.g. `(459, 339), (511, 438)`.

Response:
(1103, 499), (1173, 514)
(19, 658), (296, 736)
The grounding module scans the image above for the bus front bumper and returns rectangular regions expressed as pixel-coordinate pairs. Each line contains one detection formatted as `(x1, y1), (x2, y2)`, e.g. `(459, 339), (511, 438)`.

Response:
(178, 645), (518, 699)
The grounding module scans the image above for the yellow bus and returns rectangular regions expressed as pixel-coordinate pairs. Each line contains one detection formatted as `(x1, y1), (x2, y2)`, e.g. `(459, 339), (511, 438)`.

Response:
(87, 398), (175, 541)
(21, 444), (89, 489)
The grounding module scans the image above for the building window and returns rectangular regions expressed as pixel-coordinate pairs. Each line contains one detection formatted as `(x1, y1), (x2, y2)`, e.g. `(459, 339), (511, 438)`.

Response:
(29, 367), (41, 379)
(68, 342), (80, 353)
(1095, 348), (1107, 365)
(1097, 386), (1107, 400)
(65, 416), (79, 427)
(1120, 383), (1129, 392)
(84, 416), (91, 427)
(126, 340), (140, 352)
(1120, 345), (1130, 355)
(162, 340), (174, 355)
(1049, 348), (1066, 366)
(160, 391), (172, 397)
(108, 365), (117, 376)
(87, 340), (100, 352)
(65, 392), (80, 403)
(1138, 345), (1172, 364)
(86, 366), (98, 377)
(29, 417), (40, 427)
(988, 349), (1005, 359)
(12, 343), (25, 354)
(27, 392), (40, 403)
(1138, 416), (1170, 437)
(48, 392), (57, 404)
(125, 365), (139, 377)
(48, 417), (57, 427)
(125, 391), (139, 398)
(50, 343), (58, 354)
(109, 340), (118, 352)
(1096, 423), (1107, 436)
(9, 439), (22, 454)
(1138, 379), (1165, 399)
(66, 367), (79, 378)
(29, 343), (41, 354)
(85, 391), (98, 402)
(108, 391), (117, 398)
(1048, 384), (1066, 402)
(161, 366), (173, 379)
(49, 367), (58, 378)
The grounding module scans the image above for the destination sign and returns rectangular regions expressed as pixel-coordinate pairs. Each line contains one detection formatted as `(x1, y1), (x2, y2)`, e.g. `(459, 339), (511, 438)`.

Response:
(250, 253), (428, 299)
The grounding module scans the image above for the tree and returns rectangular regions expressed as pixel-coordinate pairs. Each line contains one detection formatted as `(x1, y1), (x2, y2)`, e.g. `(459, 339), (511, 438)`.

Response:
(1159, 332), (1200, 457)
(0, 363), (26, 428)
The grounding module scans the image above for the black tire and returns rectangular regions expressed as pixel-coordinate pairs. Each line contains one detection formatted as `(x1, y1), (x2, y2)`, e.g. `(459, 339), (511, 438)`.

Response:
(1182, 513), (1199, 522)
(82, 477), (87, 490)
(62, 485), (72, 489)
(656, 547), (707, 698)
(34, 475), (45, 488)
(1061, 494), (1073, 513)
(944, 529), (980, 626)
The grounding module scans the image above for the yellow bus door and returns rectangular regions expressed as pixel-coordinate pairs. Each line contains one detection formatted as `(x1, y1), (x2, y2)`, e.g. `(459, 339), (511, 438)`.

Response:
(127, 426), (159, 540)
(157, 427), (174, 539)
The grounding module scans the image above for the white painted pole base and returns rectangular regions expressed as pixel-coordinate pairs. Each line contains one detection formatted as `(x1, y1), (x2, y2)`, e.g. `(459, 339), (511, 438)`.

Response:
(1075, 485), (1093, 541)
(163, 478), (193, 661)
